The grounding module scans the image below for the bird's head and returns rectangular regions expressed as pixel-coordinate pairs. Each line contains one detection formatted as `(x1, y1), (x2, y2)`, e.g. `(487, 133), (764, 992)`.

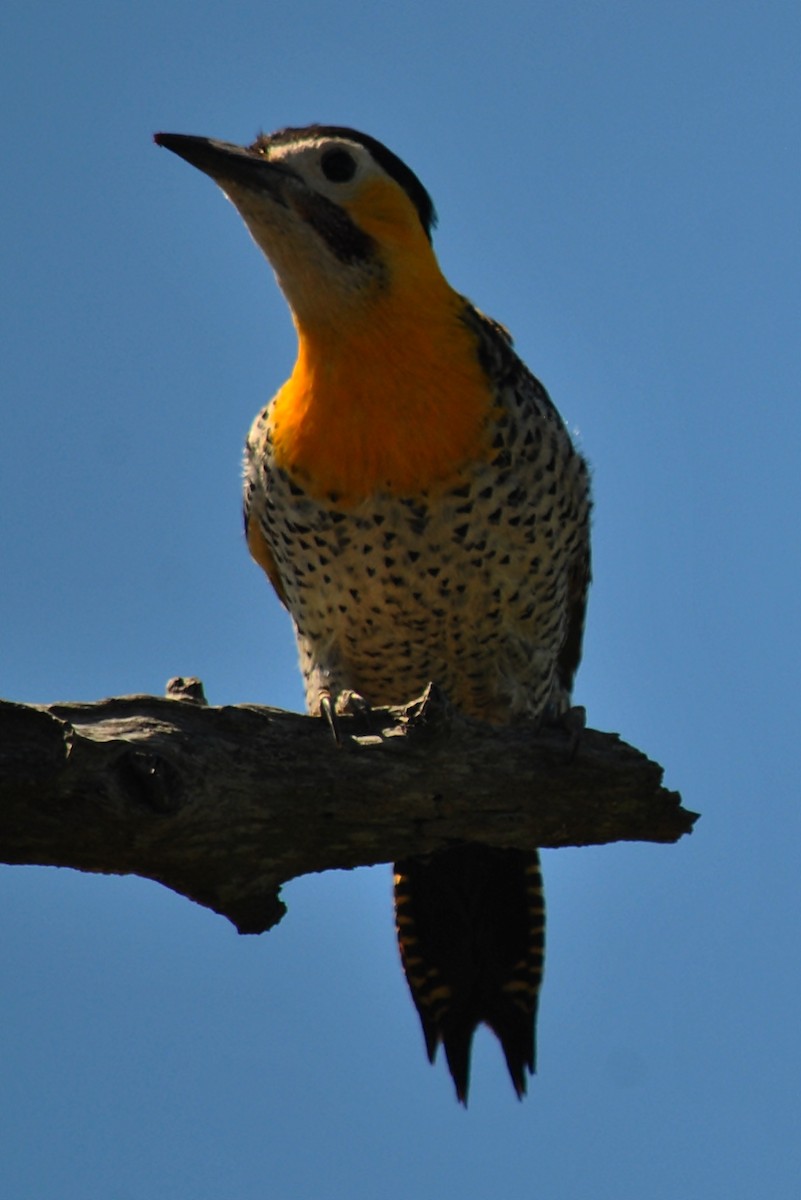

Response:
(154, 125), (441, 332)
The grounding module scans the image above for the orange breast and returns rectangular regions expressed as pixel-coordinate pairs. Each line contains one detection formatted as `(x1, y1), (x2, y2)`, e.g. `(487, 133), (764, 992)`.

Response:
(269, 278), (495, 502)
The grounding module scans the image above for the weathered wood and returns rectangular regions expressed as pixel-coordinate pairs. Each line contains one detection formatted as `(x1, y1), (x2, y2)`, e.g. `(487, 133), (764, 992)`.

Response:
(0, 681), (695, 934)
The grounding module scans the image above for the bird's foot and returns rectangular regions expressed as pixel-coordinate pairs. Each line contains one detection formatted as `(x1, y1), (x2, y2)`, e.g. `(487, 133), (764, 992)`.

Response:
(319, 689), (373, 746)
(559, 705), (586, 761)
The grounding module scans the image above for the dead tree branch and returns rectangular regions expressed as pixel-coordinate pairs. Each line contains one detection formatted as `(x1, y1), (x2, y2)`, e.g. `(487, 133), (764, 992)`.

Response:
(0, 680), (695, 934)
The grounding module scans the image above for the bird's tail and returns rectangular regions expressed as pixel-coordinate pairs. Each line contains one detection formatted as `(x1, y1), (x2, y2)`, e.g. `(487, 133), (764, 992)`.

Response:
(393, 844), (545, 1104)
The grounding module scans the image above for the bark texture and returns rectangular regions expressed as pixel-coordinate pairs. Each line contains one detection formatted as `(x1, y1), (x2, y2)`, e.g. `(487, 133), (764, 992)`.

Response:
(0, 680), (695, 933)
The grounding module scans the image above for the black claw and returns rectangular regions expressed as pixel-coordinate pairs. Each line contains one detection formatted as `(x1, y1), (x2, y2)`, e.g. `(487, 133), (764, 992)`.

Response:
(562, 704), (586, 761)
(320, 694), (343, 747)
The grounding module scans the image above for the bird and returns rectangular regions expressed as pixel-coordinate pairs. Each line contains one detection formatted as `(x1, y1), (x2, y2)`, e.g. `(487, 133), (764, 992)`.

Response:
(154, 124), (591, 1103)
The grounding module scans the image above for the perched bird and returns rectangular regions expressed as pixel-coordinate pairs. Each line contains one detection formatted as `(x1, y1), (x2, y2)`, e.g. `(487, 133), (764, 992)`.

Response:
(154, 125), (591, 1103)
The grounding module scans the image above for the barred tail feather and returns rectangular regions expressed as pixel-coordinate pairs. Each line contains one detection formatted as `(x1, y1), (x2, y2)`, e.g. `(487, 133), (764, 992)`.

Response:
(394, 845), (545, 1104)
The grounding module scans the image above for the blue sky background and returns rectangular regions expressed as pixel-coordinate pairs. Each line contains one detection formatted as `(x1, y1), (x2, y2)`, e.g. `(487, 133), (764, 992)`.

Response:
(1, 1), (799, 1196)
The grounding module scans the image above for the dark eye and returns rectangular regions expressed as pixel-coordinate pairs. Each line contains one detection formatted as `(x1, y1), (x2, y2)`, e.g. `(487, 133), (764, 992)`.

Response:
(320, 148), (357, 183)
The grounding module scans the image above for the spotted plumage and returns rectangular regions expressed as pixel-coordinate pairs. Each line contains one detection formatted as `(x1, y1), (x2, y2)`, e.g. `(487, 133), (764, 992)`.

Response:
(155, 124), (591, 1103)
(244, 303), (588, 724)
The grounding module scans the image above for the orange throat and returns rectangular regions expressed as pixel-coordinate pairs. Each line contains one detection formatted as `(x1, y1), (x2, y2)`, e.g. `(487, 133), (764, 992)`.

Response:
(269, 291), (494, 502)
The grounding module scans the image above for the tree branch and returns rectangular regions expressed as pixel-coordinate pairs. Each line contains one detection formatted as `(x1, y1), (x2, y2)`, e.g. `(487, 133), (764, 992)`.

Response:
(0, 679), (696, 934)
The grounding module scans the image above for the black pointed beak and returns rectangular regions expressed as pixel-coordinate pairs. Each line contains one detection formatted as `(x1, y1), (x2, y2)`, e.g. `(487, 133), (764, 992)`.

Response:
(153, 132), (297, 194)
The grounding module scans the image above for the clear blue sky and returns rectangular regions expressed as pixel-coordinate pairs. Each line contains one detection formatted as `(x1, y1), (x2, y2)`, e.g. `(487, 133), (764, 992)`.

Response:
(2, 1), (799, 1196)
